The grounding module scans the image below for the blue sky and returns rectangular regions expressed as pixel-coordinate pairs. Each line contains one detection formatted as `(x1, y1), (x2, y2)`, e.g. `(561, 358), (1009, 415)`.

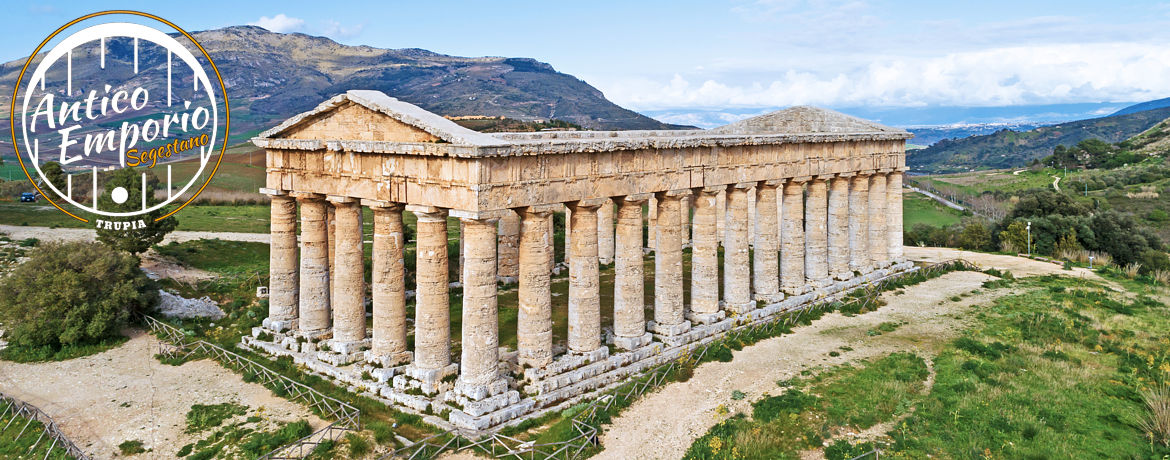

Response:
(8, 1), (1170, 125)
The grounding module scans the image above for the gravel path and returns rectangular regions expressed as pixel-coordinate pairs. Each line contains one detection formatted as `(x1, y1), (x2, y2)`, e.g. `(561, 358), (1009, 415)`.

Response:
(0, 224), (269, 244)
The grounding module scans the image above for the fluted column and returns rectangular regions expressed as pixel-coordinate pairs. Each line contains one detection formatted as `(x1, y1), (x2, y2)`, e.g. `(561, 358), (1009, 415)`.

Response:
(497, 211), (520, 283)
(329, 197), (366, 346)
(869, 173), (888, 267)
(724, 183), (754, 314)
(804, 179), (829, 287)
(679, 194), (691, 246)
(598, 200), (615, 265)
(828, 176), (851, 280)
(265, 193), (298, 331)
(646, 196), (657, 250)
(689, 187), (723, 323)
(518, 207), (554, 367)
(568, 200), (604, 354)
(563, 206), (572, 265)
(753, 182), (781, 302)
(614, 195), (652, 349)
(653, 190), (690, 335)
(849, 175), (871, 273)
(887, 171), (904, 264)
(781, 179), (806, 294)
(369, 202), (409, 364)
(716, 190), (726, 246)
(327, 204), (337, 308)
(296, 194), (330, 335)
(456, 215), (500, 389)
(410, 207), (451, 371)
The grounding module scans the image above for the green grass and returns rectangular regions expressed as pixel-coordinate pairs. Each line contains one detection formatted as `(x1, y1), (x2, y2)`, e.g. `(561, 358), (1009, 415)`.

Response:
(0, 401), (73, 459)
(185, 403), (249, 433)
(902, 192), (964, 228)
(0, 334), (128, 363)
(118, 439), (147, 455)
(155, 239), (269, 275)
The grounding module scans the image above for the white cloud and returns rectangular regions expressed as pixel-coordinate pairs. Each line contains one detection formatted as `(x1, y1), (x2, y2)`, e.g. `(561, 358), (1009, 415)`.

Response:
(321, 20), (364, 39)
(248, 14), (306, 33)
(599, 42), (1170, 110)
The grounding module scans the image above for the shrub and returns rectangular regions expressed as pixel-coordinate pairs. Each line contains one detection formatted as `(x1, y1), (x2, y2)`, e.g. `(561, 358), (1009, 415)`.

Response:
(0, 242), (157, 356)
(118, 439), (147, 455)
(1139, 385), (1170, 448)
(752, 389), (818, 422)
(346, 432), (371, 457)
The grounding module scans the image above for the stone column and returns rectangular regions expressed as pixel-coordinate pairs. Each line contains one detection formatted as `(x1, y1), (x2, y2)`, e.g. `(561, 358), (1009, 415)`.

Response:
(653, 190), (690, 336)
(724, 183), (754, 314)
(456, 215), (501, 389)
(887, 171), (904, 264)
(265, 193), (298, 331)
(614, 195), (652, 349)
(327, 204), (337, 308)
(295, 193), (330, 335)
(781, 179), (806, 294)
(546, 213), (556, 272)
(564, 206), (572, 265)
(568, 200), (604, 354)
(410, 206), (451, 372)
(849, 175), (871, 273)
(369, 202), (409, 365)
(869, 173), (888, 268)
(497, 211), (520, 283)
(518, 207), (554, 367)
(804, 179), (829, 287)
(598, 200), (615, 265)
(329, 197), (366, 348)
(679, 194), (691, 246)
(828, 176), (851, 280)
(689, 187), (723, 323)
(753, 182), (781, 302)
(716, 190), (726, 246)
(646, 196), (657, 250)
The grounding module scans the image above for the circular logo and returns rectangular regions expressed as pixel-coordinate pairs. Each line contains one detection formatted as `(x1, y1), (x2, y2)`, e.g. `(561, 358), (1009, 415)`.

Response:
(9, 11), (230, 222)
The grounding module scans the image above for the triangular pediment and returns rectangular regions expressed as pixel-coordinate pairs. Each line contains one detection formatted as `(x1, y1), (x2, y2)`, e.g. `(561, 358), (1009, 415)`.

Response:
(258, 90), (506, 146)
(708, 106), (906, 136)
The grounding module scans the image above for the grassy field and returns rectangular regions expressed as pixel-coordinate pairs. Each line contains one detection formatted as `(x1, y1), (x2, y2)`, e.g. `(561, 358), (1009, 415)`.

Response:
(0, 401), (74, 459)
(684, 274), (1170, 459)
(902, 192), (964, 228)
(916, 168), (1065, 196)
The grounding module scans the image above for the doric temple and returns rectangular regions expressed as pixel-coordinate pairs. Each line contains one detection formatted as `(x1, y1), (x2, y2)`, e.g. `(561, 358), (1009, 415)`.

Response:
(244, 90), (915, 431)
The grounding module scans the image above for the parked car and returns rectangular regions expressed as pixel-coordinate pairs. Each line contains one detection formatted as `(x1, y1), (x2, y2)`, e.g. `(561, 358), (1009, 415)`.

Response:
(20, 192), (37, 202)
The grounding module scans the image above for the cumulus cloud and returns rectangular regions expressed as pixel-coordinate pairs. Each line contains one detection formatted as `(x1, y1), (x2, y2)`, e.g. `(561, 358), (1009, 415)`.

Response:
(321, 20), (364, 39)
(600, 42), (1170, 110)
(248, 14), (306, 33)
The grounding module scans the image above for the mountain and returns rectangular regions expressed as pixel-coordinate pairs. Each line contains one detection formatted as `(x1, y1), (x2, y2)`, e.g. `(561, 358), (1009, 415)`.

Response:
(0, 25), (686, 155)
(906, 123), (1048, 147)
(1110, 97), (1170, 117)
(908, 107), (1170, 173)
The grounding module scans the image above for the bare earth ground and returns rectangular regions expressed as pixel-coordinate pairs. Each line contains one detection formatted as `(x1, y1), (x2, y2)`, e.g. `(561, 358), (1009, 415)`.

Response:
(0, 330), (325, 459)
(0, 224), (269, 244)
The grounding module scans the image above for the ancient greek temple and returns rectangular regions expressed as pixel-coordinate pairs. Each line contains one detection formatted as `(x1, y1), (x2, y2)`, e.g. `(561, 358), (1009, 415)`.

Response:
(244, 90), (913, 431)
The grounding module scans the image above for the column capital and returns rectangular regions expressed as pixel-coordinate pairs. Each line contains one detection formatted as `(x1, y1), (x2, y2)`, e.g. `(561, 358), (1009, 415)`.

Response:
(259, 187), (287, 196)
(656, 189), (692, 199)
(728, 181), (756, 191)
(449, 209), (510, 221)
(762, 179), (784, 187)
(326, 195), (358, 204)
(619, 193), (653, 204)
(877, 168), (895, 174)
(405, 204), (445, 214)
(362, 199), (404, 211)
(834, 172), (856, 178)
(856, 170), (877, 176)
(569, 198), (609, 210)
(787, 176), (813, 184)
(517, 204), (560, 217)
(694, 186), (724, 195)
(289, 191), (325, 200)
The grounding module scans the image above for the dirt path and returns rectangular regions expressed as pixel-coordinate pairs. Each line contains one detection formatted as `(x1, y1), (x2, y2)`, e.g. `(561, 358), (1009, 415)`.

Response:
(0, 224), (268, 244)
(904, 246), (1108, 281)
(0, 330), (325, 459)
(593, 270), (1004, 460)
(1052, 175), (1062, 192)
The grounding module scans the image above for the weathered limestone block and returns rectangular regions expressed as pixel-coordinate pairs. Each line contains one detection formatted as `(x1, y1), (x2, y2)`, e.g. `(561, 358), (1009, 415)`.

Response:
(679, 194), (691, 245)
(568, 200), (603, 354)
(614, 195), (652, 350)
(869, 173), (889, 267)
(849, 175), (871, 273)
(330, 198), (366, 345)
(828, 176), (851, 280)
(887, 171), (904, 263)
(296, 194), (330, 334)
(781, 180), (806, 294)
(653, 190), (690, 336)
(266, 193), (298, 331)
(689, 188), (723, 323)
(646, 196), (657, 250)
(598, 199), (615, 265)
(753, 182), (781, 301)
(724, 183), (754, 313)
(805, 179), (829, 286)
(456, 216), (502, 391)
(411, 207), (451, 371)
(370, 202), (409, 365)
(497, 211), (520, 283)
(518, 208), (554, 367)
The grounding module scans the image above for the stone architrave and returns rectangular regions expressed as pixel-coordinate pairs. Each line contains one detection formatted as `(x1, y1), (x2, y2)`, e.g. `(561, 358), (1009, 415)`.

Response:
(827, 176), (851, 280)
(781, 179), (806, 294)
(849, 175), (871, 273)
(265, 193), (298, 331)
(411, 207), (451, 371)
(804, 179), (829, 286)
(869, 173), (888, 267)
(653, 190), (690, 336)
(724, 183), (755, 313)
(295, 193), (330, 335)
(329, 197), (366, 347)
(753, 182), (780, 301)
(518, 207), (554, 367)
(887, 171), (904, 263)
(369, 202), (409, 365)
(614, 195), (652, 349)
(689, 187), (723, 323)
(568, 200), (604, 354)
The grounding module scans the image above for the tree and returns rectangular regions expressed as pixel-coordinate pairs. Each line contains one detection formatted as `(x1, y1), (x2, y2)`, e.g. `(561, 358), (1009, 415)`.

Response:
(999, 220), (1028, 253)
(0, 241), (158, 352)
(41, 161), (66, 192)
(957, 219), (992, 251)
(1008, 190), (1088, 219)
(95, 168), (178, 255)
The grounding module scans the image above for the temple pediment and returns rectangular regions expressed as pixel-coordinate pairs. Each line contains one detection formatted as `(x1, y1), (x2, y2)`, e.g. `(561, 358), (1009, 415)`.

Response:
(709, 106), (907, 136)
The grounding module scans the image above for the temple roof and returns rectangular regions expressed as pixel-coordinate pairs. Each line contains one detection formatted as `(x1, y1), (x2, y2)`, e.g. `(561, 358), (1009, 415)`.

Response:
(707, 106), (907, 136)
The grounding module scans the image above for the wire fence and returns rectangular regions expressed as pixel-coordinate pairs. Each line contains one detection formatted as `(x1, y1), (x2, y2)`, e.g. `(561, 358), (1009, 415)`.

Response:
(0, 391), (91, 460)
(382, 259), (978, 460)
(141, 315), (361, 460)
